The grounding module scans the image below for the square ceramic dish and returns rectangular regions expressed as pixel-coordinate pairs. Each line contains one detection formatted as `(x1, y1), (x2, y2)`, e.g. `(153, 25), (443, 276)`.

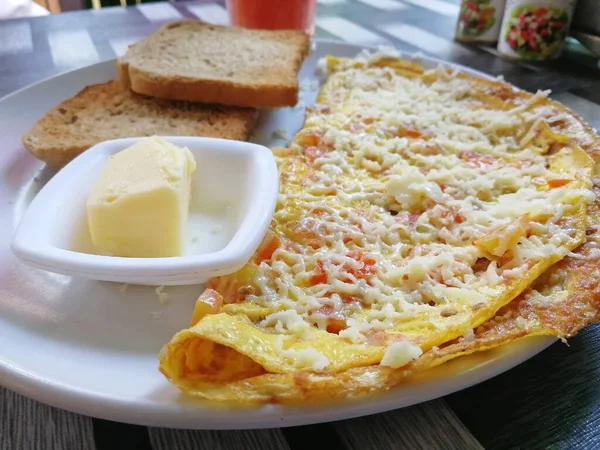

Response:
(11, 136), (279, 285)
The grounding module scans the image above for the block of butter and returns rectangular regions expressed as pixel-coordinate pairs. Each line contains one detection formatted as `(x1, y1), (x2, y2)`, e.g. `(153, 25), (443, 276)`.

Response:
(86, 136), (196, 258)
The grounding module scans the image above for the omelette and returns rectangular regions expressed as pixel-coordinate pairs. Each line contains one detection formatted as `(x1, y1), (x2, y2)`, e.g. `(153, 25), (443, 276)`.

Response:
(159, 51), (600, 403)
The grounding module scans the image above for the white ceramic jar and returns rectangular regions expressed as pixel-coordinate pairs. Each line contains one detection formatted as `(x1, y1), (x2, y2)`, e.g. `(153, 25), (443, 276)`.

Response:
(455, 0), (508, 44)
(497, 0), (577, 60)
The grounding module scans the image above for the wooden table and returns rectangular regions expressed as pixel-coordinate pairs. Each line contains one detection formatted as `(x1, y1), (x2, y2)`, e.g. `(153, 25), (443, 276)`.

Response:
(1, 1), (600, 449)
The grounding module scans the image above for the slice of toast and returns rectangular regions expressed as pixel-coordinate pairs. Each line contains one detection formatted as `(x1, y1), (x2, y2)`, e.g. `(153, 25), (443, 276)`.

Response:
(22, 80), (258, 169)
(118, 20), (310, 108)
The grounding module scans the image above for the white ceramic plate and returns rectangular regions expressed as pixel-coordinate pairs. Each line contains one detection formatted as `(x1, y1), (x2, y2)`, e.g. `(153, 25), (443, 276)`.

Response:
(0, 40), (555, 429)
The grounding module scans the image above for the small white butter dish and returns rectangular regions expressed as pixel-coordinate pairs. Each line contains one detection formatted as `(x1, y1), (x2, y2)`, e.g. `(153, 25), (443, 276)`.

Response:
(11, 136), (279, 285)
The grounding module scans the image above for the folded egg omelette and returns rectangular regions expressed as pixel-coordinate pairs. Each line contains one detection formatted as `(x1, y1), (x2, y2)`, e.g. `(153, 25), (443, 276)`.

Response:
(159, 53), (600, 403)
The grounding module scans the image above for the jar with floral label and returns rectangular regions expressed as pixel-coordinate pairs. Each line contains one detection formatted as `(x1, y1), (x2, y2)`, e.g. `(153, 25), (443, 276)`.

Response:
(455, 0), (507, 44)
(497, 0), (577, 60)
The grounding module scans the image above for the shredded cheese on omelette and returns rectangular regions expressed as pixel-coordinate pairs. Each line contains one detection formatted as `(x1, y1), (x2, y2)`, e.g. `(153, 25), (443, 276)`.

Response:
(159, 51), (600, 403)
(245, 55), (593, 347)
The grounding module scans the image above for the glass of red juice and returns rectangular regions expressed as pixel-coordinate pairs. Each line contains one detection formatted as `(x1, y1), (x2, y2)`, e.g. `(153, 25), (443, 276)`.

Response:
(225, 0), (317, 35)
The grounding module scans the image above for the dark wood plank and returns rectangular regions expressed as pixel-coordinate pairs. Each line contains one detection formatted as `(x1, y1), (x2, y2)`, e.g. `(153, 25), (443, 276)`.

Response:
(282, 423), (346, 450)
(0, 387), (96, 450)
(93, 419), (152, 450)
(149, 427), (290, 450)
(332, 400), (484, 450)
(447, 324), (600, 450)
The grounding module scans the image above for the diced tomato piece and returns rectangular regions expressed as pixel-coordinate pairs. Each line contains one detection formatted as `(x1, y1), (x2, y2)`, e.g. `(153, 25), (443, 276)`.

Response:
(341, 294), (357, 304)
(347, 250), (376, 278)
(460, 151), (496, 168)
(254, 233), (280, 263)
(405, 129), (422, 138)
(311, 207), (329, 217)
(441, 207), (464, 224)
(313, 307), (345, 333)
(315, 305), (347, 334)
(409, 213), (421, 223)
(528, 38), (539, 51)
(412, 143), (439, 156)
(364, 329), (386, 345)
(311, 252), (376, 287)
(305, 146), (326, 162)
(397, 126), (422, 138)
(492, 86), (518, 101)
(319, 304), (333, 315)
(326, 317), (347, 334)
(297, 232), (322, 250)
(481, 8), (494, 18)
(309, 261), (328, 285)
(343, 123), (364, 133)
(347, 250), (361, 259)
(396, 211), (422, 224)
(356, 264), (375, 278)
(548, 179), (571, 188)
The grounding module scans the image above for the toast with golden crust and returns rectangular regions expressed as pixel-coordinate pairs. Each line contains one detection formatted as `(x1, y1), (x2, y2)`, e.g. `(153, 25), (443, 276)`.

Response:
(117, 20), (310, 108)
(22, 80), (258, 169)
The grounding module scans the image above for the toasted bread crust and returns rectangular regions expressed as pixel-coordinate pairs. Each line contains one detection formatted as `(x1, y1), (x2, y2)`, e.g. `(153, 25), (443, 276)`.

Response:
(120, 62), (301, 108)
(118, 21), (310, 108)
(22, 81), (258, 169)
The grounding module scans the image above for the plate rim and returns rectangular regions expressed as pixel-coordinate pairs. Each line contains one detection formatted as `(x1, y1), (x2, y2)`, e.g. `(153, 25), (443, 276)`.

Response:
(0, 38), (557, 430)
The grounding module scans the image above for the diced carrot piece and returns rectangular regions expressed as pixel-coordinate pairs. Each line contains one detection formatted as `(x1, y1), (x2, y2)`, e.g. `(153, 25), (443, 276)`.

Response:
(547, 179), (571, 188)
(404, 128), (422, 138)
(254, 232), (281, 263)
